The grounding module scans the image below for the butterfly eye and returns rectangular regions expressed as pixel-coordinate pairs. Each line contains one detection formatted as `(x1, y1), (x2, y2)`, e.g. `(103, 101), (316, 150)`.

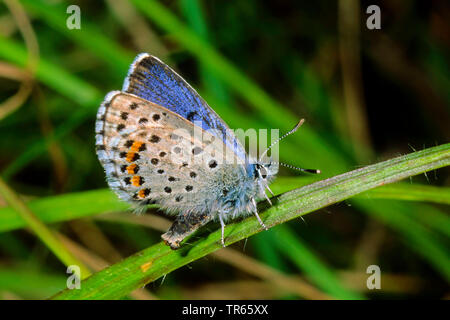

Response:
(258, 165), (268, 179)
(254, 164), (264, 179)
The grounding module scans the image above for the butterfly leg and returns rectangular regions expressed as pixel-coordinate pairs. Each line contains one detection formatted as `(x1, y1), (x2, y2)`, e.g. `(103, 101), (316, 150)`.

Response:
(259, 181), (273, 206)
(251, 197), (268, 230)
(218, 211), (226, 248)
(161, 212), (212, 250)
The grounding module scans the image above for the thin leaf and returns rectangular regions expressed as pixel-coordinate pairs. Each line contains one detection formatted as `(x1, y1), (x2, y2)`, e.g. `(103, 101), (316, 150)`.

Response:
(0, 178), (91, 278)
(51, 143), (449, 299)
(274, 226), (364, 299)
(1, 180), (448, 234)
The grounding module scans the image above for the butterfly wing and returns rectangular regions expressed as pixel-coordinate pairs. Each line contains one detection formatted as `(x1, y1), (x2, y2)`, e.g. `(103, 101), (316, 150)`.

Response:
(96, 92), (245, 214)
(122, 53), (247, 161)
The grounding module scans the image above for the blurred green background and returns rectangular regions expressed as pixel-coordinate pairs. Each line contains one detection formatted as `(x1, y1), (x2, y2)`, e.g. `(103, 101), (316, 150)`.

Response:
(0, 0), (448, 299)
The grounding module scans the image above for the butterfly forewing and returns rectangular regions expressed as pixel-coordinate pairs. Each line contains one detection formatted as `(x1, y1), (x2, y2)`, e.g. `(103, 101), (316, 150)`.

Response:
(123, 54), (247, 161)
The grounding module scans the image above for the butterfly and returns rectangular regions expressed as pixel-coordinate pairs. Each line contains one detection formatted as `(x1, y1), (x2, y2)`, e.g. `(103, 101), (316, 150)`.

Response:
(95, 53), (314, 249)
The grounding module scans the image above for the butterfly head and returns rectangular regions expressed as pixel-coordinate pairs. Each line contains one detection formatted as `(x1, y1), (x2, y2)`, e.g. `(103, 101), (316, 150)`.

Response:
(251, 119), (306, 186)
(253, 161), (278, 183)
(243, 159), (278, 207)
(248, 119), (320, 205)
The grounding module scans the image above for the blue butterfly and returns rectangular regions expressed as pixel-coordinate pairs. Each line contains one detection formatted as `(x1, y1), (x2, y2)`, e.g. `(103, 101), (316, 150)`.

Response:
(95, 53), (310, 249)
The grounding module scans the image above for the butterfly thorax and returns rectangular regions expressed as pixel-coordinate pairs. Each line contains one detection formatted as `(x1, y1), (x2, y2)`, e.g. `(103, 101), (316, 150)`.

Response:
(211, 159), (278, 220)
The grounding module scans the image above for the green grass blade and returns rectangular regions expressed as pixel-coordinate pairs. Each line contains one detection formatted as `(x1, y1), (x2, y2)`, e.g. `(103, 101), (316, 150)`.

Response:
(0, 267), (67, 298)
(1, 180), (448, 234)
(0, 189), (130, 233)
(404, 203), (450, 237)
(358, 183), (450, 204)
(274, 226), (364, 299)
(0, 35), (101, 107)
(274, 177), (450, 205)
(179, 0), (231, 105)
(2, 108), (92, 179)
(354, 199), (450, 280)
(0, 178), (91, 278)
(0, 36), (101, 178)
(22, 0), (133, 76)
(50, 143), (449, 299)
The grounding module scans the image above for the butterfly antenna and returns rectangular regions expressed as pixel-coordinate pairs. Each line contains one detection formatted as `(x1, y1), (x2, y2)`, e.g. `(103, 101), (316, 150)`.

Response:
(259, 119), (305, 162)
(276, 162), (321, 174)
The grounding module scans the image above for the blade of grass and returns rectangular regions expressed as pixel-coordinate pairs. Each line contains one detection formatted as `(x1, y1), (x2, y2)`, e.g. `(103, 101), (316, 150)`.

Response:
(0, 36), (101, 178)
(274, 226), (364, 299)
(1, 178), (448, 234)
(358, 183), (450, 204)
(0, 267), (67, 298)
(1, 180), (448, 234)
(51, 143), (449, 299)
(252, 231), (289, 273)
(0, 35), (100, 107)
(0, 177), (91, 278)
(274, 177), (450, 205)
(0, 189), (131, 233)
(2, 108), (92, 179)
(21, 0), (133, 76)
(95, 212), (333, 299)
(179, 0), (231, 105)
(353, 199), (450, 280)
(403, 202), (450, 237)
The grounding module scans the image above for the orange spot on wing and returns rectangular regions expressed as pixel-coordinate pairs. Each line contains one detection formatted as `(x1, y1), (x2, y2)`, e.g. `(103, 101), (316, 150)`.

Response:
(138, 189), (146, 198)
(126, 152), (136, 162)
(127, 163), (137, 174)
(132, 175), (142, 187)
(130, 141), (143, 153)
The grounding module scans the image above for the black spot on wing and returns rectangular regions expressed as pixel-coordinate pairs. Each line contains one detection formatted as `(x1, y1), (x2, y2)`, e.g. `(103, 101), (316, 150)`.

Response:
(187, 111), (197, 121)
